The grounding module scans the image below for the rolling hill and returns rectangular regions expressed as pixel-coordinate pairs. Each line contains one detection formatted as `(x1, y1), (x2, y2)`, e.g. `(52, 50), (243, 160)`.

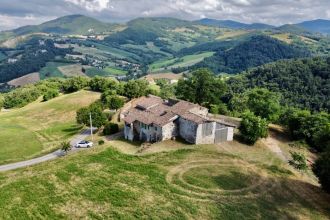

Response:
(193, 35), (310, 74)
(275, 24), (311, 35)
(12, 14), (116, 35)
(296, 19), (330, 34)
(0, 90), (100, 164)
(197, 18), (275, 30)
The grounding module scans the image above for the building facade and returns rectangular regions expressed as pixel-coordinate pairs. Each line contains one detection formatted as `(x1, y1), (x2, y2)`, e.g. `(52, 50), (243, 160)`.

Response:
(122, 95), (235, 144)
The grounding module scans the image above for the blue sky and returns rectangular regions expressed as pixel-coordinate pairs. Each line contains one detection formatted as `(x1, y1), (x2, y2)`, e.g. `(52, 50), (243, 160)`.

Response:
(0, 0), (329, 30)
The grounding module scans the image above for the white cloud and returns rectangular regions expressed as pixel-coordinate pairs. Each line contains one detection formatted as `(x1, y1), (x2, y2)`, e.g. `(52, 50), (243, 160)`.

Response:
(0, 0), (330, 30)
(0, 14), (54, 30)
(65, 0), (111, 12)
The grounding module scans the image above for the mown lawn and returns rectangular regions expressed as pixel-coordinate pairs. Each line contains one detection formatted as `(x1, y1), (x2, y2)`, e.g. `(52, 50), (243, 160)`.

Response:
(0, 90), (100, 164)
(0, 141), (329, 219)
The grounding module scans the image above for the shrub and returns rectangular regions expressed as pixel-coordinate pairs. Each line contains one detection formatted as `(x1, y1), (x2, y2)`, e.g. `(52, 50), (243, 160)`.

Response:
(61, 141), (71, 153)
(239, 111), (268, 144)
(289, 152), (308, 170)
(313, 151), (330, 193)
(210, 103), (228, 115)
(4, 86), (41, 108)
(43, 89), (59, 102)
(103, 123), (119, 135)
(98, 140), (105, 145)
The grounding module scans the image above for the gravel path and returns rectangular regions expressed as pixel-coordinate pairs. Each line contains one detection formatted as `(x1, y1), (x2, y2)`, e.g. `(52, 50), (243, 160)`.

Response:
(263, 137), (288, 162)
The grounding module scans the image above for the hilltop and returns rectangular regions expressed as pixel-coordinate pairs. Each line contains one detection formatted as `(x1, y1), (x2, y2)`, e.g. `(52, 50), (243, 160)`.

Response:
(197, 18), (275, 30)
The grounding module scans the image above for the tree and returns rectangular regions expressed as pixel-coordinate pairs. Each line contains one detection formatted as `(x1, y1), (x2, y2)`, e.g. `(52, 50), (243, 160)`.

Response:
(61, 141), (71, 153)
(62, 76), (89, 93)
(312, 123), (330, 152)
(76, 103), (107, 128)
(245, 88), (281, 122)
(160, 84), (176, 99)
(103, 123), (119, 135)
(313, 151), (330, 193)
(43, 89), (59, 102)
(124, 79), (148, 99)
(176, 68), (227, 106)
(107, 95), (125, 111)
(89, 76), (118, 92)
(239, 111), (269, 144)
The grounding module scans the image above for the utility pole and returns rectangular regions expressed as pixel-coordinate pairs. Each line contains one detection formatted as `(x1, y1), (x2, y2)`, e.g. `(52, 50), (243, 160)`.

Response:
(89, 112), (93, 141)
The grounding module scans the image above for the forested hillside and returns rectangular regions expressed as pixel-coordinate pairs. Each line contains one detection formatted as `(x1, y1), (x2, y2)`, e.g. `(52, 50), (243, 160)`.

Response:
(0, 39), (72, 83)
(194, 35), (310, 74)
(227, 57), (330, 111)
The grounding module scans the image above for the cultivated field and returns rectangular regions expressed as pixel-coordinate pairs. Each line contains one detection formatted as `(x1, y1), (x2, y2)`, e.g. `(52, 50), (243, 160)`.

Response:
(0, 90), (100, 165)
(149, 52), (214, 72)
(7, 72), (40, 87)
(58, 64), (87, 77)
(0, 134), (329, 219)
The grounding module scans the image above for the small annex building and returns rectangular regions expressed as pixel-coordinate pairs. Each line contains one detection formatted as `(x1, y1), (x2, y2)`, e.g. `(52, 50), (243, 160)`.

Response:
(121, 95), (235, 144)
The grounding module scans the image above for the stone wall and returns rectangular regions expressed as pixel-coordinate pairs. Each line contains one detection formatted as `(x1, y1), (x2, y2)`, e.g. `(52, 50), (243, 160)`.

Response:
(195, 122), (217, 144)
(178, 118), (198, 143)
(124, 123), (134, 141)
(161, 122), (178, 141)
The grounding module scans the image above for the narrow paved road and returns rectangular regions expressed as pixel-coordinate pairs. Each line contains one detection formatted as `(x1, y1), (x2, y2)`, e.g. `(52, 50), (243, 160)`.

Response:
(0, 128), (94, 172)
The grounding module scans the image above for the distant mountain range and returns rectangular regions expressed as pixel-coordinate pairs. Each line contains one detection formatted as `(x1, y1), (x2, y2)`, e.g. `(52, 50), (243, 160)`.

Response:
(197, 18), (330, 34)
(197, 18), (275, 30)
(1, 15), (329, 37)
(296, 19), (330, 34)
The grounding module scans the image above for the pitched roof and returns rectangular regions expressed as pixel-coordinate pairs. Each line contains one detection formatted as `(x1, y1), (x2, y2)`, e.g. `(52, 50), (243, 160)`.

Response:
(123, 95), (210, 126)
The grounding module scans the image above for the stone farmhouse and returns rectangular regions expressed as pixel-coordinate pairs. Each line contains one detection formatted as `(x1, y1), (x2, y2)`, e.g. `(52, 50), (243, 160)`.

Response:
(121, 95), (235, 144)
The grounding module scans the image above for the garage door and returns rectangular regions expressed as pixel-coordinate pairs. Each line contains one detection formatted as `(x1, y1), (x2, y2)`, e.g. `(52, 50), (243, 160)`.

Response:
(214, 128), (228, 143)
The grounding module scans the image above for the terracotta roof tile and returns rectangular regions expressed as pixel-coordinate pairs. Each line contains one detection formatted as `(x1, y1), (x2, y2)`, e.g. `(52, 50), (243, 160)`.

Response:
(123, 95), (211, 126)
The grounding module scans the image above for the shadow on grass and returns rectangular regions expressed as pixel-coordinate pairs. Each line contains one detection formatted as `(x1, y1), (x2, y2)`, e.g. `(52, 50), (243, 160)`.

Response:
(213, 174), (330, 219)
(61, 125), (84, 136)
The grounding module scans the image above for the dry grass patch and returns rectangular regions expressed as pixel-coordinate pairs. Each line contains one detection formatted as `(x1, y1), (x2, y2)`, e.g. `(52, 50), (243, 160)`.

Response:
(58, 64), (86, 77)
(7, 72), (40, 87)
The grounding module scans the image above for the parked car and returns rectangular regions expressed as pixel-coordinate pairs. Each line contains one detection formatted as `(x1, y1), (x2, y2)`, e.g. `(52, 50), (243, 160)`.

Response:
(75, 141), (93, 148)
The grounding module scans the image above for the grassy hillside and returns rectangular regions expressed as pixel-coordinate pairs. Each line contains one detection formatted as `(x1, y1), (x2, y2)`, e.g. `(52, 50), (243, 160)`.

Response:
(0, 138), (329, 219)
(0, 90), (100, 164)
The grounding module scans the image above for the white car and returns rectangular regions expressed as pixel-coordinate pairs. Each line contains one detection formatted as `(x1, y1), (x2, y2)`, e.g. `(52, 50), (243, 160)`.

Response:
(75, 141), (93, 148)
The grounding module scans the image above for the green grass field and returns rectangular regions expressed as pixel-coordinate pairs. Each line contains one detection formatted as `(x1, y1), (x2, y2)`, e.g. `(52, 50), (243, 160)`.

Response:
(0, 90), (100, 164)
(149, 52), (215, 72)
(39, 62), (71, 79)
(0, 138), (329, 219)
(104, 67), (127, 76)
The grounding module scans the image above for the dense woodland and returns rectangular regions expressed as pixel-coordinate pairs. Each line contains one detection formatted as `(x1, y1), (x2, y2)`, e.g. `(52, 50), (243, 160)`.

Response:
(194, 35), (310, 74)
(227, 57), (330, 112)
